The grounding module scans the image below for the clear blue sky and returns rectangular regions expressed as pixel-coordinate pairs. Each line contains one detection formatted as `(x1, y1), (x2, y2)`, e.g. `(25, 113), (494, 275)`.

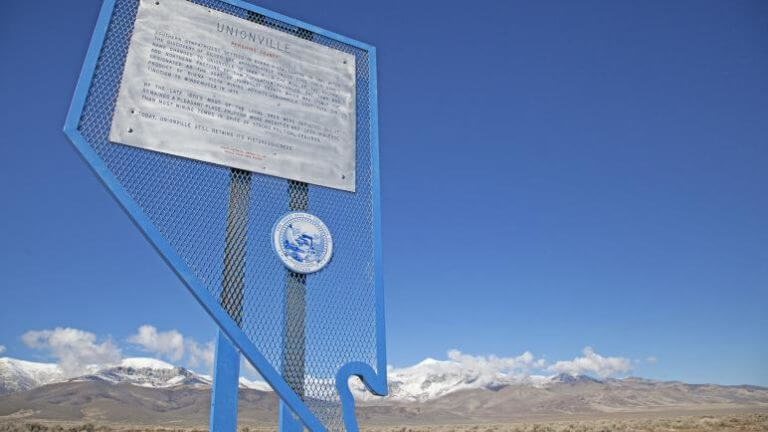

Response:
(0, 0), (766, 385)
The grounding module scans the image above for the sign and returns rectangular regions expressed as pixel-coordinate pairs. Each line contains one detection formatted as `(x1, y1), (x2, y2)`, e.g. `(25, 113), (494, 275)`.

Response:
(110, 0), (357, 191)
(64, 0), (386, 431)
(272, 212), (333, 274)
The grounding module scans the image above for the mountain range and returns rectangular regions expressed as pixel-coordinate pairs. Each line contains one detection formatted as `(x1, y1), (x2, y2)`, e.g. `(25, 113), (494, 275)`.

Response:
(0, 357), (270, 395)
(1, 356), (766, 426)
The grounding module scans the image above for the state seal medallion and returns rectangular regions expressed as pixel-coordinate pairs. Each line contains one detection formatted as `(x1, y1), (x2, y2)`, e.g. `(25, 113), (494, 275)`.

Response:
(272, 212), (333, 274)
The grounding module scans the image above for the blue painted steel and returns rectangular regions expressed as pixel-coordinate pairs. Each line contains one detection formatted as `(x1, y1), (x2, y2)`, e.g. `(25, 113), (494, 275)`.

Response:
(211, 331), (241, 432)
(333, 46), (388, 432)
(368, 46), (387, 388)
(63, 1), (387, 431)
(280, 402), (304, 432)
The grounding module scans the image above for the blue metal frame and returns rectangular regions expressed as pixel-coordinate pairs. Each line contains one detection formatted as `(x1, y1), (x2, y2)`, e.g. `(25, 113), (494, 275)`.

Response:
(63, 0), (386, 431)
(210, 330), (241, 431)
(280, 401), (304, 432)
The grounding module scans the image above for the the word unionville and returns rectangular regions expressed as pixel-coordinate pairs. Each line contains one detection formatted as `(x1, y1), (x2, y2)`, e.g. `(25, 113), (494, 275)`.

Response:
(217, 22), (291, 53)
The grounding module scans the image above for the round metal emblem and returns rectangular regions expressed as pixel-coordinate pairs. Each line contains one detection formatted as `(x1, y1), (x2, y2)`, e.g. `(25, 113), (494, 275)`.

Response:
(272, 212), (333, 274)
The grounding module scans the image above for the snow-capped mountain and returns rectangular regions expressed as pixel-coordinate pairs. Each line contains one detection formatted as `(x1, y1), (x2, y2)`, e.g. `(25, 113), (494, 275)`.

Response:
(384, 357), (526, 401)
(1, 355), (767, 426)
(350, 359), (606, 402)
(4, 354), (766, 411)
(0, 356), (270, 395)
(236, 376), (273, 391)
(197, 373), (273, 391)
(548, 372), (603, 385)
(0, 357), (64, 394)
(1, 354), (581, 401)
(0, 355), (617, 401)
(71, 357), (210, 388)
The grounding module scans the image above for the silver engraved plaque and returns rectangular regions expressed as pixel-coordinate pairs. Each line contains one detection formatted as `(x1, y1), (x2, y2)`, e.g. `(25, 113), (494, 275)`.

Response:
(110, 0), (357, 191)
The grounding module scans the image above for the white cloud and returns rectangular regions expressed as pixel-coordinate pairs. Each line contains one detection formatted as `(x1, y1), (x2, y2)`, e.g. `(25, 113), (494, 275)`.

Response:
(446, 349), (546, 378)
(22, 327), (121, 376)
(127, 325), (214, 372)
(187, 339), (215, 369)
(128, 325), (185, 361)
(646, 356), (658, 364)
(241, 355), (258, 376)
(548, 347), (632, 378)
(0, 345), (6, 355)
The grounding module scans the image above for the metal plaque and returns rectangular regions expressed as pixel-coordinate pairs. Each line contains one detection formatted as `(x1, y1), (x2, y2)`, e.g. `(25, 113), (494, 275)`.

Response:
(110, 0), (357, 192)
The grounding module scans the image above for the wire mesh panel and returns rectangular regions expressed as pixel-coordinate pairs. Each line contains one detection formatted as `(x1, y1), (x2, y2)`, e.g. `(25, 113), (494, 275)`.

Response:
(64, 0), (385, 430)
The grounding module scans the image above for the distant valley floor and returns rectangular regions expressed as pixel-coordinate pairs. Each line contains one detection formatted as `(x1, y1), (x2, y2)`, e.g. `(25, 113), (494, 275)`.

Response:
(1, 410), (767, 432)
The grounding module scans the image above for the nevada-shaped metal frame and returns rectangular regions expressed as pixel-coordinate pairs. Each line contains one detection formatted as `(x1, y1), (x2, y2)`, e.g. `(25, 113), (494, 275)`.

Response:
(63, 0), (387, 430)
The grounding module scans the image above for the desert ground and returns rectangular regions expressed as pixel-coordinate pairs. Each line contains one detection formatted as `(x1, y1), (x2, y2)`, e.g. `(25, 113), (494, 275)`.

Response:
(2, 410), (767, 432)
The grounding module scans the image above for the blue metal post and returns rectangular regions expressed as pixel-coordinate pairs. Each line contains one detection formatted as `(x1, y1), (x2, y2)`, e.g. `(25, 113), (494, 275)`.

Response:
(280, 401), (304, 432)
(211, 331), (241, 432)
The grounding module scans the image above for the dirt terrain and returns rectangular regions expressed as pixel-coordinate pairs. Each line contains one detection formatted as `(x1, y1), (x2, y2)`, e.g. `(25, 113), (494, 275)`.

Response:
(1, 411), (767, 432)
